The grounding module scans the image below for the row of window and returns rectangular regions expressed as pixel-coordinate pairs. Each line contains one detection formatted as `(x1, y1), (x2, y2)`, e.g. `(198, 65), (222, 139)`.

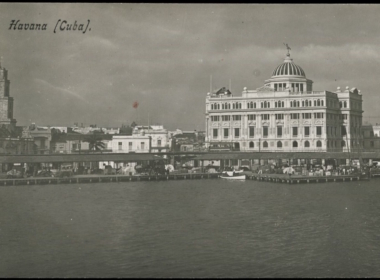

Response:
(247, 140), (322, 148)
(117, 140), (162, 150)
(211, 112), (325, 122)
(212, 126), (323, 138)
(274, 83), (305, 92)
(210, 99), (325, 110)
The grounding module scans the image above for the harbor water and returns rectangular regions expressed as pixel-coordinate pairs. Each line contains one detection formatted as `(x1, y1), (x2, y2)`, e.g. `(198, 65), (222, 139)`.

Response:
(1, 179), (380, 277)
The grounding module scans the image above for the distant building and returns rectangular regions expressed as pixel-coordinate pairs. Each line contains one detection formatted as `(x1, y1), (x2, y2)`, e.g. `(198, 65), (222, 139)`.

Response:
(133, 125), (169, 153)
(205, 50), (363, 152)
(111, 134), (151, 153)
(26, 123), (52, 154)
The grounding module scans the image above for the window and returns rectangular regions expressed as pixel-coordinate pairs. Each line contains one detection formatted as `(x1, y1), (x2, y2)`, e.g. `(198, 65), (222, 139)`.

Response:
(118, 142), (122, 150)
(341, 140), (346, 147)
(248, 115), (256, 121)
(222, 115), (230, 121)
(302, 113), (312, 119)
(316, 126), (322, 136)
(314, 112), (324, 119)
(263, 127), (268, 137)
(213, 129), (218, 139)
(234, 128), (240, 138)
(344, 101), (347, 108)
(141, 142), (145, 150)
(304, 141), (310, 148)
(291, 113), (299, 119)
(317, 99), (321, 106)
(263, 141), (268, 148)
(275, 114), (284, 120)
(277, 126), (282, 137)
(292, 141), (298, 148)
(72, 143), (77, 150)
(249, 127), (255, 138)
(316, 141), (322, 148)
(211, 116), (219, 122)
(292, 127), (298, 137)
(157, 140), (162, 147)
(129, 142), (132, 150)
(261, 114), (270, 120)
(233, 115), (241, 121)
(304, 126), (310, 136)
(277, 141), (282, 148)
(224, 128), (229, 138)
(342, 114), (348, 120)
(249, 141), (254, 148)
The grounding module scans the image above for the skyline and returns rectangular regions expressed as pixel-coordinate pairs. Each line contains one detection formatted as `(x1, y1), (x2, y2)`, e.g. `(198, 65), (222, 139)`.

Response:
(1, 4), (380, 130)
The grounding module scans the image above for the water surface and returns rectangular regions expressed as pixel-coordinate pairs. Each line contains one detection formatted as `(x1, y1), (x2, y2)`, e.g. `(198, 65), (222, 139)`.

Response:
(1, 179), (380, 277)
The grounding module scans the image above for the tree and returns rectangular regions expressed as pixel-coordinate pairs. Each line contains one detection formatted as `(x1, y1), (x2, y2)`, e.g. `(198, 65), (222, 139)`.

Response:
(83, 134), (106, 152)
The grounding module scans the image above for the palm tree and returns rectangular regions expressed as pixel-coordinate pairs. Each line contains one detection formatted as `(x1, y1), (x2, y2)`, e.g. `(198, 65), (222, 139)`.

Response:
(84, 134), (106, 152)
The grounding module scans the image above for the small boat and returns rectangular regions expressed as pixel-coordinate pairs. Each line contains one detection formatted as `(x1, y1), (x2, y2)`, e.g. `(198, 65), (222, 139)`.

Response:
(220, 171), (246, 180)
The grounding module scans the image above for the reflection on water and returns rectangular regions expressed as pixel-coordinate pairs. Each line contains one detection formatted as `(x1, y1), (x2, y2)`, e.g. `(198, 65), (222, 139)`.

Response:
(1, 179), (380, 277)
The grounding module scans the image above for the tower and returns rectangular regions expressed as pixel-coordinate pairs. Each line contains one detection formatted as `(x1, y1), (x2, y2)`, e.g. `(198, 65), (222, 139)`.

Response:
(0, 58), (17, 130)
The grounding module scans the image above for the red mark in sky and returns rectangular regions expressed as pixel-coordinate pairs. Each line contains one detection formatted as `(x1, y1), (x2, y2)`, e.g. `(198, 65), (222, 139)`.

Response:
(133, 101), (139, 108)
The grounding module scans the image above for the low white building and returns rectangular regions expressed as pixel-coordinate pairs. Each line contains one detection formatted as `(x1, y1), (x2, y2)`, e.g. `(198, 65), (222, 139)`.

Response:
(111, 134), (151, 153)
(133, 126), (169, 152)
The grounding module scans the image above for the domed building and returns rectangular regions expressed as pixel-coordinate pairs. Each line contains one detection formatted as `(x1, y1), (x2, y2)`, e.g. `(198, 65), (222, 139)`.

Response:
(205, 48), (363, 156)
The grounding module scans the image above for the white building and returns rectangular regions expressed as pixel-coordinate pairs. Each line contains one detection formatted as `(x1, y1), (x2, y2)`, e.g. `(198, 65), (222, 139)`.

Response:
(111, 134), (151, 153)
(133, 125), (169, 152)
(205, 50), (363, 152)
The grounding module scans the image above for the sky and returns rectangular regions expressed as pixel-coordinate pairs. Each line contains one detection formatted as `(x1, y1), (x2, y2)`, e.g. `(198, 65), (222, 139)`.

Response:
(1, 3), (380, 130)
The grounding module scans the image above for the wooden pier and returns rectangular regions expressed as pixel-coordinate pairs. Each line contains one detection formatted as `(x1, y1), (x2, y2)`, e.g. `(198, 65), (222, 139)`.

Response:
(247, 174), (364, 184)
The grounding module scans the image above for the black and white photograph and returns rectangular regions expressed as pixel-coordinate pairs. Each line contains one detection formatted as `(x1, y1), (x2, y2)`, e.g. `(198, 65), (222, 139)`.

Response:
(1, 3), (380, 278)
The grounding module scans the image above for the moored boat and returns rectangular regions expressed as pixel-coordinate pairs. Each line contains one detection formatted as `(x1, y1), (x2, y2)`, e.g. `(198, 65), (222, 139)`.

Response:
(220, 171), (246, 180)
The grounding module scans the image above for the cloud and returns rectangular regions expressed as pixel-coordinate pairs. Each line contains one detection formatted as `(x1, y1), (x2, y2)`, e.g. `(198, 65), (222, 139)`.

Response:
(34, 78), (89, 103)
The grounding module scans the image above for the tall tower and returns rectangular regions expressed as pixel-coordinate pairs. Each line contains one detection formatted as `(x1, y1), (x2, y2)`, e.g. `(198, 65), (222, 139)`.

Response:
(0, 58), (16, 130)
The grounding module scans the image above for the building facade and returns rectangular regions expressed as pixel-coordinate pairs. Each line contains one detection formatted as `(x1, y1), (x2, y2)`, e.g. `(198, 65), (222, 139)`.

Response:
(205, 51), (363, 152)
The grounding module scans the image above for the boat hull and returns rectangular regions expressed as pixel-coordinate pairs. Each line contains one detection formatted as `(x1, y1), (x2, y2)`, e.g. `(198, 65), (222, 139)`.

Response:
(220, 175), (246, 180)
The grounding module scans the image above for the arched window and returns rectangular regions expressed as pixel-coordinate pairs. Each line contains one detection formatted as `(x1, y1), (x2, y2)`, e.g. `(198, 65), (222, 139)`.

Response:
(341, 140), (346, 147)
(304, 141), (310, 148)
(211, 104), (214, 110)
(254, 102), (256, 108)
(316, 140), (322, 148)
(293, 141), (298, 148)
(275, 102), (278, 108)
(239, 103), (242, 109)
(321, 100), (324, 106)
(263, 141), (268, 148)
(309, 100), (312, 106)
(221, 104), (224, 110)
(228, 103), (231, 109)
(261, 102), (263, 108)
(277, 141), (282, 148)
(290, 101), (293, 107)
(314, 100), (317, 106)
(217, 104), (220, 110)
(282, 101), (284, 107)
(297, 101), (300, 107)
(344, 101), (347, 108)
(268, 102), (270, 108)
(302, 101), (305, 107)
(249, 141), (254, 148)
(233, 103), (236, 109)
(317, 99), (321, 106)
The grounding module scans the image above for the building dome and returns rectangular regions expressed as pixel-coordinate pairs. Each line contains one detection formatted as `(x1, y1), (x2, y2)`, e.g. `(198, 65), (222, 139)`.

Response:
(271, 55), (305, 77)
